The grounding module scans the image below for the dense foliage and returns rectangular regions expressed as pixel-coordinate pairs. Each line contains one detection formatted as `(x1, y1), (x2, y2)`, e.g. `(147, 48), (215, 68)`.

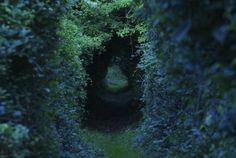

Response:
(0, 0), (145, 157)
(0, 1), (104, 157)
(74, 0), (146, 63)
(135, 0), (236, 157)
(1, 0), (235, 158)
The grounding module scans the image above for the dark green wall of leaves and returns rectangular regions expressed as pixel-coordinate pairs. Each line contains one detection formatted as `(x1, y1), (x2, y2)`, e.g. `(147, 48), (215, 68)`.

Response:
(135, 0), (236, 157)
(0, 1), (105, 157)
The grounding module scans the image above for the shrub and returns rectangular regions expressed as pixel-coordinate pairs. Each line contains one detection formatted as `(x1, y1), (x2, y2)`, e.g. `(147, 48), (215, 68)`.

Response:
(0, 1), (105, 157)
(135, 0), (236, 157)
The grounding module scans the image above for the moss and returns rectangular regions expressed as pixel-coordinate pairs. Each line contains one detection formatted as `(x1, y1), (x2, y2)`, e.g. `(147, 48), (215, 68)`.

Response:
(104, 65), (129, 93)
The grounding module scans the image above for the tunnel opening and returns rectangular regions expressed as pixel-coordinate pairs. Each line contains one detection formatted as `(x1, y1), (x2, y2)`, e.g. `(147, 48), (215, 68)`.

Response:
(82, 35), (143, 132)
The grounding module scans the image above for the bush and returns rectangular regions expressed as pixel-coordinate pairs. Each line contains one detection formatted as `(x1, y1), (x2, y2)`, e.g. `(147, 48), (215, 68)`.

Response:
(135, 0), (236, 157)
(0, 123), (29, 158)
(0, 1), (105, 157)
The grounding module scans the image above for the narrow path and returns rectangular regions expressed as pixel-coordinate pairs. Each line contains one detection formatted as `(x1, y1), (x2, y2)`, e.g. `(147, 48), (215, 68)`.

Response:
(82, 128), (148, 158)
(81, 102), (147, 158)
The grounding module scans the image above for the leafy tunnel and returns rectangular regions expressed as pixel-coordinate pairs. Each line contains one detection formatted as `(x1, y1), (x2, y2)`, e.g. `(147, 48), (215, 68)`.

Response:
(2, 1), (236, 158)
(82, 35), (143, 132)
